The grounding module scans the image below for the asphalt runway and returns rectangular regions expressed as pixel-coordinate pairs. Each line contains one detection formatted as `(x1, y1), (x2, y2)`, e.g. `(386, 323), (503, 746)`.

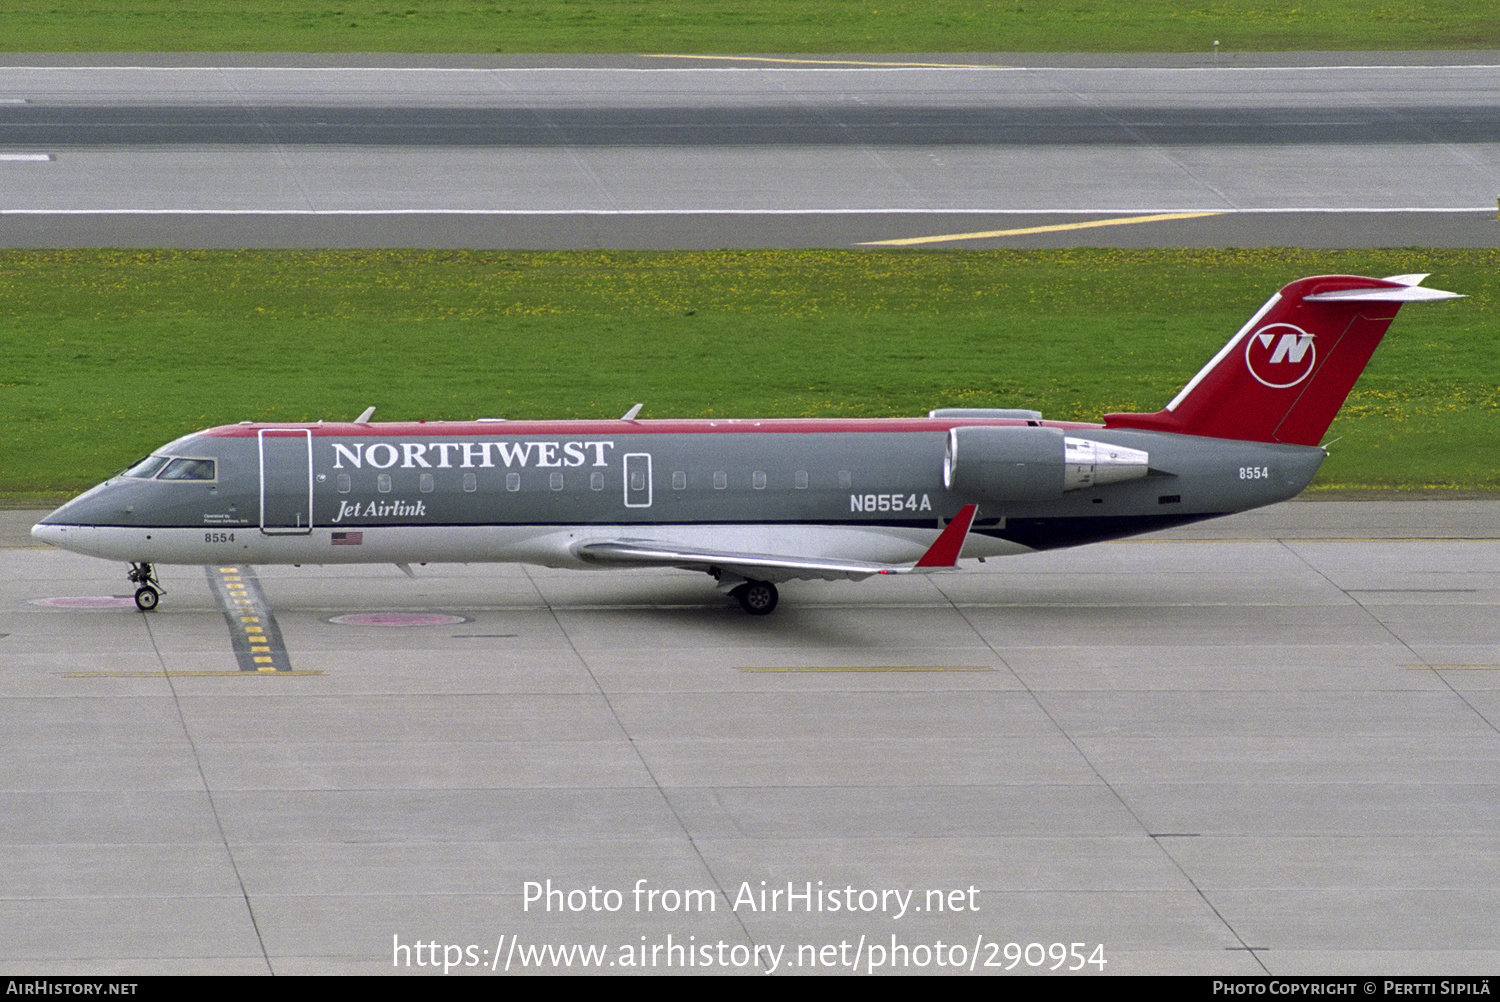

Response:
(2, 51), (1498, 248)
(3, 502), (1499, 975)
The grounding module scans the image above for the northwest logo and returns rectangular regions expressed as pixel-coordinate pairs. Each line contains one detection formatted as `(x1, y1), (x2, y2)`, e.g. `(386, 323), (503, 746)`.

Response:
(1244, 324), (1316, 388)
(330, 439), (616, 470)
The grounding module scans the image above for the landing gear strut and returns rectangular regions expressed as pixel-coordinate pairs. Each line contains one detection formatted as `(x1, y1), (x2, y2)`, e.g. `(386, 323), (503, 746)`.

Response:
(128, 562), (161, 612)
(731, 580), (779, 616)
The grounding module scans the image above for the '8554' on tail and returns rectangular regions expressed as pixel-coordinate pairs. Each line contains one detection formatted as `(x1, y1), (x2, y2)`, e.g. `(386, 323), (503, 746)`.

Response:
(1104, 274), (1461, 446)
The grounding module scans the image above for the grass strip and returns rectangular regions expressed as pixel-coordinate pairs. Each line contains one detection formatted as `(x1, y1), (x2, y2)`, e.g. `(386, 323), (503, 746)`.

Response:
(4, 1), (1500, 55)
(2, 247), (1493, 496)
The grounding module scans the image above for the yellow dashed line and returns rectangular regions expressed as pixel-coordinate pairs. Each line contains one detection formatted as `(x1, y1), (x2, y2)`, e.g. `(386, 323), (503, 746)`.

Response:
(738, 666), (993, 673)
(64, 671), (324, 677)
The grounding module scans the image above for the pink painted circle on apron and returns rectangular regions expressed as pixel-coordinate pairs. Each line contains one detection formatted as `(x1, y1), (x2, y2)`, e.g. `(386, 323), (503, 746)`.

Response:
(327, 612), (469, 627)
(31, 596), (137, 608)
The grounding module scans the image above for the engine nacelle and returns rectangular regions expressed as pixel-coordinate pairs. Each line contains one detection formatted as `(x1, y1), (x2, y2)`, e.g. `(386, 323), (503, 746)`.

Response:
(943, 426), (1150, 502)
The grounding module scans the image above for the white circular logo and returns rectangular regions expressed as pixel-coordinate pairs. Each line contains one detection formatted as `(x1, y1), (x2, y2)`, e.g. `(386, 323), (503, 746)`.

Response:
(1245, 323), (1317, 389)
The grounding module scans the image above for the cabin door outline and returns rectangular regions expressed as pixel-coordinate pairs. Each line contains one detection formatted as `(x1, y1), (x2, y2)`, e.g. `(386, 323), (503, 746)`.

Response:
(258, 428), (314, 534)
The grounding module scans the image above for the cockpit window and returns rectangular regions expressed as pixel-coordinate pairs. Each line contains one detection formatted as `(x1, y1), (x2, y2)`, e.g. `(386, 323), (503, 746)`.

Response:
(122, 455), (170, 479)
(157, 458), (216, 481)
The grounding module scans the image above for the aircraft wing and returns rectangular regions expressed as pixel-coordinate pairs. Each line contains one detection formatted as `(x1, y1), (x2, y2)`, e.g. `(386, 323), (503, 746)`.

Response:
(575, 504), (979, 584)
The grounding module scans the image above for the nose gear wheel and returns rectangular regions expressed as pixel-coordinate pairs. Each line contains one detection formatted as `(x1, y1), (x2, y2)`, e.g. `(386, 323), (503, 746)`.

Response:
(127, 563), (162, 612)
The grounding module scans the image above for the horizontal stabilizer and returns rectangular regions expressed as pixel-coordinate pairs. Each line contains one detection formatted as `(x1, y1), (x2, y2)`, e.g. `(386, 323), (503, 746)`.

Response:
(1302, 285), (1462, 303)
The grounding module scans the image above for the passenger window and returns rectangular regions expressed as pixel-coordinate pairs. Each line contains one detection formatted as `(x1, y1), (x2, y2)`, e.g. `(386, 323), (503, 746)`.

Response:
(419, 473), (434, 493)
(795, 470), (808, 489)
(506, 472), (520, 492)
(591, 471), (604, 491)
(752, 470), (766, 489)
(672, 471), (686, 490)
(550, 472), (564, 491)
(463, 472), (477, 493)
(713, 471), (727, 490)
(838, 470), (852, 488)
(337, 474), (351, 494)
(377, 474), (392, 494)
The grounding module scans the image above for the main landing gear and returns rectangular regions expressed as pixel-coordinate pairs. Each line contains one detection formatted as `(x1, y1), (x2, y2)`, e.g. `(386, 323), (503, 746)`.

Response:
(127, 562), (162, 612)
(713, 568), (780, 616)
(731, 580), (779, 616)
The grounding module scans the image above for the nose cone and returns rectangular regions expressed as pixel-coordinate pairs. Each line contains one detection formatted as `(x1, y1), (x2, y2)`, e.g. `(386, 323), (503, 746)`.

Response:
(32, 488), (107, 551)
(31, 522), (68, 547)
(30, 479), (133, 557)
(35, 477), (116, 524)
(33, 477), (149, 529)
(29, 487), (152, 562)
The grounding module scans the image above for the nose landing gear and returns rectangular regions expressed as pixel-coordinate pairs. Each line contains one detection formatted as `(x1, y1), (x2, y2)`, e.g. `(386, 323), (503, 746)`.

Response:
(127, 562), (162, 612)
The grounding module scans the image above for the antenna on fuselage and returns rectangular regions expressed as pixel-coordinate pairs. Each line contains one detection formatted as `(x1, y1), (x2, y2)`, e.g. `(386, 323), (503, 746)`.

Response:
(354, 406), (376, 424)
(620, 403), (643, 421)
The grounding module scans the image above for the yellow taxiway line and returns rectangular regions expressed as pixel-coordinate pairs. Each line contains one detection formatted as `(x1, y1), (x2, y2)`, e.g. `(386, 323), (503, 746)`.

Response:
(738, 666), (993, 673)
(63, 671), (323, 677)
(860, 211), (1225, 246)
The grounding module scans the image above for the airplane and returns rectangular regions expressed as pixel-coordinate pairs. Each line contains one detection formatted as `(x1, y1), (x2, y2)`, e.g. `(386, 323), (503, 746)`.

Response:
(32, 273), (1460, 615)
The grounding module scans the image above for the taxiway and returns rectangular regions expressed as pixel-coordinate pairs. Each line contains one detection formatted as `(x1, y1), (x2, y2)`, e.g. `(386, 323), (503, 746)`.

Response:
(3, 502), (1499, 974)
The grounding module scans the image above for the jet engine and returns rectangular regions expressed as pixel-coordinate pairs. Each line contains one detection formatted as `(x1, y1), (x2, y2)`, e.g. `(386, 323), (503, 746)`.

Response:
(942, 425), (1150, 503)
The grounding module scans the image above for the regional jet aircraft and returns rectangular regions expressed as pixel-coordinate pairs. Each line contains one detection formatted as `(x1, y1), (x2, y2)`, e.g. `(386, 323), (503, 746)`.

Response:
(33, 274), (1459, 614)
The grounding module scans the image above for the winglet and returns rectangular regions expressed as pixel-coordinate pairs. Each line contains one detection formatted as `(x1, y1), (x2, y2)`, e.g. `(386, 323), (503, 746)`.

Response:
(914, 504), (978, 569)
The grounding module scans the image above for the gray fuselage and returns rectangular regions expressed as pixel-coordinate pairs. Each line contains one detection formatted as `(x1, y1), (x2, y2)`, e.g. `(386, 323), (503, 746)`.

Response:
(34, 417), (1323, 570)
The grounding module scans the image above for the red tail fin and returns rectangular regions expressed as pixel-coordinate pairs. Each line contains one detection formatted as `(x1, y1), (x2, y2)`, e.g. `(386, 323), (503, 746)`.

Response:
(1104, 274), (1460, 445)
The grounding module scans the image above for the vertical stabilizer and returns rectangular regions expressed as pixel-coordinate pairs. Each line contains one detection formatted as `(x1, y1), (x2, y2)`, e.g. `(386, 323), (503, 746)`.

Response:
(1103, 275), (1460, 446)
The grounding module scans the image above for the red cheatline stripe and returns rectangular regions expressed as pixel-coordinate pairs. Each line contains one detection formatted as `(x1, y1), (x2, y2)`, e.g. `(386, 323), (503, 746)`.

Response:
(199, 417), (1103, 437)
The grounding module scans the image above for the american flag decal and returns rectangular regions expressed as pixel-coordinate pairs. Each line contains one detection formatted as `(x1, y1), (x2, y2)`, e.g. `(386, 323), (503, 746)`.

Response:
(332, 532), (363, 546)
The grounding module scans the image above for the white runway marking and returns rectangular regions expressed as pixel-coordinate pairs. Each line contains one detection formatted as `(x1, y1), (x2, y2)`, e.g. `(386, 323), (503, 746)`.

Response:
(0, 206), (1491, 215)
